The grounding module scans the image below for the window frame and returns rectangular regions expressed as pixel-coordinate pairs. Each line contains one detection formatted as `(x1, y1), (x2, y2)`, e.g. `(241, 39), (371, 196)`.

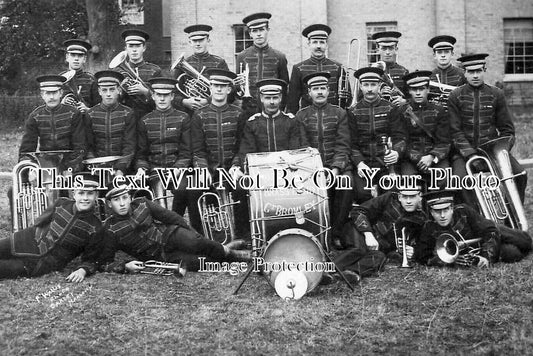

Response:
(503, 18), (533, 81)
(365, 21), (398, 64)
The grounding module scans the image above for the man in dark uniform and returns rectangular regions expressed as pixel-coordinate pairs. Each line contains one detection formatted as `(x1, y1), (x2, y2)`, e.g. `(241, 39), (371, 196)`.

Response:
(231, 78), (301, 174)
(428, 35), (466, 87)
(296, 72), (352, 246)
(347, 67), (406, 203)
(287, 24), (350, 114)
(85, 70), (136, 175)
(0, 173), (103, 281)
(135, 77), (200, 231)
(61, 39), (99, 112)
(397, 70), (450, 178)
(448, 53), (527, 205)
(236, 12), (289, 116)
(372, 31), (409, 107)
(116, 29), (162, 120)
(173, 24), (230, 113)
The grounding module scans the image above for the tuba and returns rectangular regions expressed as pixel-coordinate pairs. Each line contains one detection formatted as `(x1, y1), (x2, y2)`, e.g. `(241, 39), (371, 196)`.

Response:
(197, 190), (239, 244)
(466, 136), (528, 231)
(435, 232), (482, 265)
(338, 38), (360, 109)
(171, 53), (211, 99)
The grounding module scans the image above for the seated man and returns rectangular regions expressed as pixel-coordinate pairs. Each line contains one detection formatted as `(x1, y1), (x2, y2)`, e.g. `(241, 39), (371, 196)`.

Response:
(0, 173), (103, 282)
(416, 190), (531, 267)
(98, 184), (251, 274)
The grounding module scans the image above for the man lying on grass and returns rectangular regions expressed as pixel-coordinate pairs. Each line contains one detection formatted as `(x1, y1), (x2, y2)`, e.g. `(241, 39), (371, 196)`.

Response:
(98, 184), (251, 275)
(0, 173), (103, 282)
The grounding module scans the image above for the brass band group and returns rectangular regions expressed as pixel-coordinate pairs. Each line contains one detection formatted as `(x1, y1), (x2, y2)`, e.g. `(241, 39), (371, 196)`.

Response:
(1, 11), (531, 298)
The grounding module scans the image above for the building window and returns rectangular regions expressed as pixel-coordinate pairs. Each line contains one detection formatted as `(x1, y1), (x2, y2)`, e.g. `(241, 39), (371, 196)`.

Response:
(366, 22), (397, 64)
(504, 18), (533, 75)
(119, 0), (144, 25)
(233, 24), (253, 65)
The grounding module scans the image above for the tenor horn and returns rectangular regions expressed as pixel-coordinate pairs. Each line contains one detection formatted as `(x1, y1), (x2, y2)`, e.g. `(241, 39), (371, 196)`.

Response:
(171, 53), (211, 99)
(198, 190), (239, 244)
(466, 136), (528, 231)
(435, 232), (482, 264)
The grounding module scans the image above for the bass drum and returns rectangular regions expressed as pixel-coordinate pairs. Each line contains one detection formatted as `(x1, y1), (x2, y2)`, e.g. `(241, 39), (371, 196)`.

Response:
(262, 228), (326, 300)
(246, 148), (330, 256)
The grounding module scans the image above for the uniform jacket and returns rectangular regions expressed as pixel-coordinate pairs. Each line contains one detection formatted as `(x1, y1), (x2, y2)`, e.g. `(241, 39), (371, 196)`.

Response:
(347, 98), (406, 166)
(397, 100), (450, 163)
(86, 102), (136, 172)
(19, 103), (86, 171)
(430, 64), (466, 88)
(11, 197), (103, 275)
(233, 111), (302, 167)
(191, 103), (246, 171)
(136, 107), (191, 171)
(236, 44), (289, 99)
(99, 197), (190, 272)
(448, 83), (515, 158)
(384, 61), (409, 97)
(287, 56), (347, 114)
(416, 204), (500, 265)
(115, 60), (162, 115)
(297, 102), (351, 171)
(61, 69), (99, 107)
(350, 191), (427, 252)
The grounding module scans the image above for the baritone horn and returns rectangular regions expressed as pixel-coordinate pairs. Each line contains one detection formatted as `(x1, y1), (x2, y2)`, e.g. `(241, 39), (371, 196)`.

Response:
(466, 136), (528, 231)
(12, 161), (48, 232)
(338, 38), (360, 109)
(435, 232), (482, 264)
(198, 190), (239, 244)
(171, 53), (211, 99)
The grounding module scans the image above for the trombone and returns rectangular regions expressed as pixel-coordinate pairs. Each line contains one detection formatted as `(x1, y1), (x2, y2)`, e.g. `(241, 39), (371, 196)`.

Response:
(338, 38), (360, 109)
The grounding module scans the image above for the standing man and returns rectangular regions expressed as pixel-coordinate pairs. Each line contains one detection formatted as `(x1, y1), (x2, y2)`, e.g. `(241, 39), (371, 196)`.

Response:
(296, 72), (352, 246)
(173, 24), (229, 113)
(448, 53), (527, 205)
(116, 29), (162, 119)
(348, 67), (406, 203)
(287, 24), (350, 114)
(397, 70), (450, 178)
(61, 39), (99, 112)
(372, 31), (408, 107)
(428, 35), (466, 87)
(85, 70), (136, 175)
(236, 12), (289, 117)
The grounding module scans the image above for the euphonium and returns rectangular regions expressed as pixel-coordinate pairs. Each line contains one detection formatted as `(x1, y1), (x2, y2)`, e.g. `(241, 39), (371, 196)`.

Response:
(338, 38), (360, 109)
(141, 260), (186, 276)
(435, 232), (482, 265)
(171, 53), (211, 99)
(197, 190), (238, 244)
(108, 51), (150, 95)
(466, 136), (528, 231)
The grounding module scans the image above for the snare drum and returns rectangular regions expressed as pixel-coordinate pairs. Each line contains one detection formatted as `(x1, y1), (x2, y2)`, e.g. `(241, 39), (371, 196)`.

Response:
(246, 147), (330, 255)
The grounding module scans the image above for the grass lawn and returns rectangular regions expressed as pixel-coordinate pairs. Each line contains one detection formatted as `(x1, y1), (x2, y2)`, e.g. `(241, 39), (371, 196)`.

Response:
(0, 110), (532, 355)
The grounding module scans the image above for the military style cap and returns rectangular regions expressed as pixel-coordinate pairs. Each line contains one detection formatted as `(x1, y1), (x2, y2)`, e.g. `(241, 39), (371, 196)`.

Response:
(457, 53), (489, 70)
(105, 183), (130, 200)
(73, 172), (99, 190)
(428, 35), (456, 51)
(184, 24), (213, 40)
(64, 39), (92, 54)
(148, 77), (178, 94)
(206, 69), (237, 85)
(354, 67), (384, 82)
(403, 70), (432, 88)
(398, 177), (425, 196)
(425, 189), (455, 209)
(37, 75), (67, 91)
(121, 29), (150, 44)
(243, 12), (272, 29)
(95, 70), (124, 87)
(303, 72), (331, 87)
(302, 24), (331, 40)
(256, 78), (286, 95)
(372, 31), (402, 46)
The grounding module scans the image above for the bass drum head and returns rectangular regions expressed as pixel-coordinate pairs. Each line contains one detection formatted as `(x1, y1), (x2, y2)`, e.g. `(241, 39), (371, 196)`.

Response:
(262, 228), (325, 297)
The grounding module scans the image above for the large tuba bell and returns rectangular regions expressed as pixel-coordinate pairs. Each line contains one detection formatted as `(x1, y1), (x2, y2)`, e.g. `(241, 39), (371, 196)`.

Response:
(170, 53), (211, 99)
(435, 232), (482, 265)
(466, 136), (528, 231)
(197, 190), (238, 244)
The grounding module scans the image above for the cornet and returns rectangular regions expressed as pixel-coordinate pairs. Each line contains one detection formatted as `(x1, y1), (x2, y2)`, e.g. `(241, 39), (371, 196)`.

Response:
(394, 224), (412, 268)
(237, 63), (252, 98)
(141, 260), (186, 276)
(61, 70), (85, 107)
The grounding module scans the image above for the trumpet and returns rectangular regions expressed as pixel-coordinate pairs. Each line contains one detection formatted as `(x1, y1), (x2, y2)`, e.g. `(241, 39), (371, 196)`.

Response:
(393, 224), (412, 268)
(372, 61), (405, 101)
(171, 53), (211, 99)
(141, 260), (186, 276)
(435, 232), (482, 265)
(338, 38), (360, 109)
(237, 63), (252, 98)
(198, 190), (239, 244)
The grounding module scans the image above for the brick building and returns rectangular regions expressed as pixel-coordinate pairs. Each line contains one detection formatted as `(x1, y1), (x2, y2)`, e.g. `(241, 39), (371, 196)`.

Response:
(151, 0), (533, 104)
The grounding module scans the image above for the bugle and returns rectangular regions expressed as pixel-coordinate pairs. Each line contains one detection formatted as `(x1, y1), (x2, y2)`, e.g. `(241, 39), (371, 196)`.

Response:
(198, 190), (239, 244)
(435, 232), (482, 265)
(338, 38), (360, 109)
(140, 260), (186, 276)
(171, 53), (211, 99)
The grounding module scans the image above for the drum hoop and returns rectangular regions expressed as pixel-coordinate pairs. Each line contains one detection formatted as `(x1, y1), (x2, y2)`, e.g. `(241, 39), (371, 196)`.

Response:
(82, 155), (123, 165)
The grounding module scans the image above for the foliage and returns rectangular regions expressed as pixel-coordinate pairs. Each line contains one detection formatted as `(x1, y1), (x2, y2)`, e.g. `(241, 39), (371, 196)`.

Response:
(0, 94), (41, 129)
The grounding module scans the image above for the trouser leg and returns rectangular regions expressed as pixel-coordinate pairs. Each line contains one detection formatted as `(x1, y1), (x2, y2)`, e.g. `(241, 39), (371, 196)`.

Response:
(165, 227), (227, 261)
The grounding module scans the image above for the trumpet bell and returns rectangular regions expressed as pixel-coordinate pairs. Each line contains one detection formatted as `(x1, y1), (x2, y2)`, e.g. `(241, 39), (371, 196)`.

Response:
(108, 51), (128, 69)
